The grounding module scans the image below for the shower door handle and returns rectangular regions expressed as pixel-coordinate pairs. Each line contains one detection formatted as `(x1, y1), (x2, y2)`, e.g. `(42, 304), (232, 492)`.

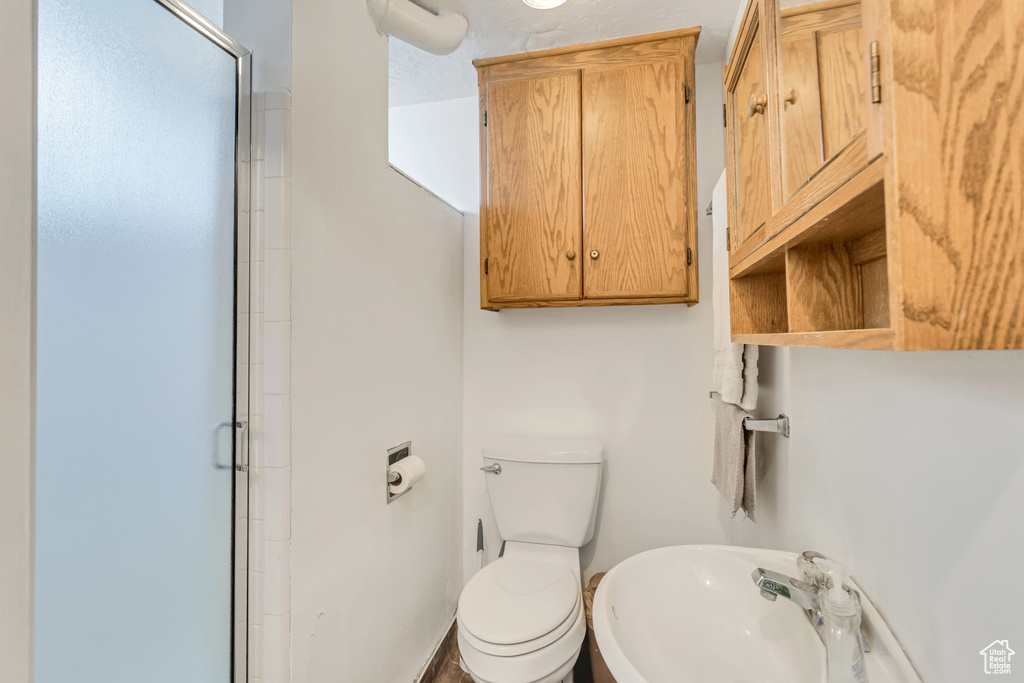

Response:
(235, 420), (249, 473)
(214, 420), (249, 471)
(214, 421), (234, 470)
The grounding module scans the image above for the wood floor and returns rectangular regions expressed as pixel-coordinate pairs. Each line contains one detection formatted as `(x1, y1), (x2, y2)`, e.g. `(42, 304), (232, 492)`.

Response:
(418, 623), (472, 683)
(419, 621), (598, 683)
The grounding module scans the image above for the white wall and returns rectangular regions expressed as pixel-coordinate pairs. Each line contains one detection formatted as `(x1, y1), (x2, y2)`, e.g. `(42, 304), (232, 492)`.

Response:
(725, 0), (748, 61)
(389, 97), (480, 213)
(224, 0), (291, 92)
(0, 2), (35, 681)
(728, 347), (1024, 682)
(462, 64), (732, 584)
(291, 1), (465, 681)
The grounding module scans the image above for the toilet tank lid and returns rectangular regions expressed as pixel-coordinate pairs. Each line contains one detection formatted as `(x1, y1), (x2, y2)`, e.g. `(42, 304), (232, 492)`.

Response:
(482, 437), (604, 464)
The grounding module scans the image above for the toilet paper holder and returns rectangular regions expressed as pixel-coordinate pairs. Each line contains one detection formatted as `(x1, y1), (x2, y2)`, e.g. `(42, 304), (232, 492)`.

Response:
(386, 440), (413, 504)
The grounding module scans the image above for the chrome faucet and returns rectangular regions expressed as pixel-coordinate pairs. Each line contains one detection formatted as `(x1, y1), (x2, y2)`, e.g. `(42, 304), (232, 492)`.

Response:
(752, 568), (822, 612)
(751, 566), (871, 653)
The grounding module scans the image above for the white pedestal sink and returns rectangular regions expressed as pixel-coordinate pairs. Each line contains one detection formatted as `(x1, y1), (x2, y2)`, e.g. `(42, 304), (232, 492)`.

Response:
(592, 546), (921, 683)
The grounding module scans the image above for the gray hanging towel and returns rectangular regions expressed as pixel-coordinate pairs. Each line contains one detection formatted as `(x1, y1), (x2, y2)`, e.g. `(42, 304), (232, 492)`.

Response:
(712, 396), (761, 521)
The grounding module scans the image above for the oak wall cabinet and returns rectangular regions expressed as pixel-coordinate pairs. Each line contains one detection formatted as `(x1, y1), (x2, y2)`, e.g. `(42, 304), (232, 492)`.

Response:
(725, 0), (1024, 350)
(474, 29), (701, 310)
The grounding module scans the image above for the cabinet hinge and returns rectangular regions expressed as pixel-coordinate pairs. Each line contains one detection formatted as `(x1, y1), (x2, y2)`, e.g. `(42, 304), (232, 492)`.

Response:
(683, 84), (691, 104)
(870, 41), (882, 103)
(686, 247), (692, 266)
(483, 110), (488, 127)
(726, 227), (731, 252)
(723, 103), (727, 127)
(484, 257), (489, 275)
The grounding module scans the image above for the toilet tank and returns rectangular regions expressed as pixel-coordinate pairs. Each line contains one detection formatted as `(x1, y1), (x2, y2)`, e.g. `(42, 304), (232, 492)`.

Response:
(482, 437), (604, 548)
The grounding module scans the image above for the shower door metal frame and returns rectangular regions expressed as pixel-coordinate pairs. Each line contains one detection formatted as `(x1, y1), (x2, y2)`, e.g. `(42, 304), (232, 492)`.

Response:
(151, 2), (252, 680)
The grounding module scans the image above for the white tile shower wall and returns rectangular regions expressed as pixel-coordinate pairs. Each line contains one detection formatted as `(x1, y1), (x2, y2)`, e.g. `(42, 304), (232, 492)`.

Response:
(249, 88), (293, 683)
(247, 91), (266, 683)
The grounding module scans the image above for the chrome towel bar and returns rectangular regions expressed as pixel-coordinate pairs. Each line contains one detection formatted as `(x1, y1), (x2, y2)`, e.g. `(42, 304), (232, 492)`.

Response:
(710, 391), (790, 438)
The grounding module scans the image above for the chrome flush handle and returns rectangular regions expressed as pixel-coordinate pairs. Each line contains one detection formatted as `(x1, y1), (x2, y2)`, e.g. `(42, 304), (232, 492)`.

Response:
(480, 463), (502, 475)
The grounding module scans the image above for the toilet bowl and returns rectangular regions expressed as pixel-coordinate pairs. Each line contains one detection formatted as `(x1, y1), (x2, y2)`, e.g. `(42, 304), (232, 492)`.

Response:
(457, 438), (604, 683)
(458, 543), (585, 683)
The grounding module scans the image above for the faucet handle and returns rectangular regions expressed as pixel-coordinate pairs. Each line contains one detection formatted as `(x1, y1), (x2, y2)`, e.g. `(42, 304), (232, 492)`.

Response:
(798, 551), (829, 587)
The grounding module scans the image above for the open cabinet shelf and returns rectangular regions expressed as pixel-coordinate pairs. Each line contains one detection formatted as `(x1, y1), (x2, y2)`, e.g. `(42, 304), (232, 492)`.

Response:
(729, 160), (893, 347)
(733, 328), (895, 349)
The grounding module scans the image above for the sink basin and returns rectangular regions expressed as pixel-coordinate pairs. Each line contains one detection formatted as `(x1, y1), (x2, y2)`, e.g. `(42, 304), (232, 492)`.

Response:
(593, 546), (822, 683)
(593, 545), (922, 683)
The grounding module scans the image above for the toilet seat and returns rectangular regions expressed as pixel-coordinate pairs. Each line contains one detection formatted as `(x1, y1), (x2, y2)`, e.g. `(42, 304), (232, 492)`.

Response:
(459, 589), (580, 657)
(459, 557), (580, 652)
(457, 552), (586, 683)
(458, 605), (585, 683)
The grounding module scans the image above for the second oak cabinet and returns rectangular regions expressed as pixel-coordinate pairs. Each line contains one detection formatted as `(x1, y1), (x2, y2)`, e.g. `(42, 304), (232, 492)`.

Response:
(725, 0), (1024, 350)
(474, 29), (701, 310)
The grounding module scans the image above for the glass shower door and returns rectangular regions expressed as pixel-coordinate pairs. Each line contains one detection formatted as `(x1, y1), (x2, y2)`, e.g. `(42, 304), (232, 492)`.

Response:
(36, 1), (250, 681)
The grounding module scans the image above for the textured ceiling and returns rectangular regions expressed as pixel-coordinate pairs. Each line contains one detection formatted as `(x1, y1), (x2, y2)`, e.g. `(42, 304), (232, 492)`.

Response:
(388, 0), (744, 107)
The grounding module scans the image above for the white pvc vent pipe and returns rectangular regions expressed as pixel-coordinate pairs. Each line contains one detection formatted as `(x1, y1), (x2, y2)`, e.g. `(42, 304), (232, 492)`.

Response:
(366, 0), (468, 55)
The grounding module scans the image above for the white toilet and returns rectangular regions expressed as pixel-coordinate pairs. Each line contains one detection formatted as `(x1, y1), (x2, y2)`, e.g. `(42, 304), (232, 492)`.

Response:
(458, 438), (604, 683)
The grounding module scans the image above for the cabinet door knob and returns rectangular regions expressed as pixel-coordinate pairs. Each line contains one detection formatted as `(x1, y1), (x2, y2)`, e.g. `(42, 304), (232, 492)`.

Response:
(566, 250), (576, 260)
(747, 94), (767, 117)
(783, 89), (797, 106)
(590, 250), (600, 260)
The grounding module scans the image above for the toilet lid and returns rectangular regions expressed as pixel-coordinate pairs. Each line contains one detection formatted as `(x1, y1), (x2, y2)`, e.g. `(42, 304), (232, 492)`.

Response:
(459, 558), (580, 646)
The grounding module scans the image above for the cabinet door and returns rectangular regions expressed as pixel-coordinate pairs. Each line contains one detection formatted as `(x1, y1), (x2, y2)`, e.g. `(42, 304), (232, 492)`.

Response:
(777, 1), (867, 200)
(582, 60), (690, 299)
(726, 9), (773, 259)
(485, 72), (583, 303)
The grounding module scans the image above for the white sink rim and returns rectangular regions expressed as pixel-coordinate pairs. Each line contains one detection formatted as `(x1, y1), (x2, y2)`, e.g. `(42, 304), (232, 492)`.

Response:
(592, 544), (923, 683)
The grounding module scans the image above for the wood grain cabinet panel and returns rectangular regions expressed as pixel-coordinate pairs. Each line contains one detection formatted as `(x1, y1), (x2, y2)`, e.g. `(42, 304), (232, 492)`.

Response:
(485, 73), (582, 303)
(817, 25), (866, 159)
(734, 33), (770, 249)
(724, 0), (1024, 350)
(887, 0), (1024, 349)
(727, 25), (772, 258)
(582, 62), (689, 299)
(777, 1), (866, 201)
(476, 29), (700, 310)
(779, 33), (824, 198)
